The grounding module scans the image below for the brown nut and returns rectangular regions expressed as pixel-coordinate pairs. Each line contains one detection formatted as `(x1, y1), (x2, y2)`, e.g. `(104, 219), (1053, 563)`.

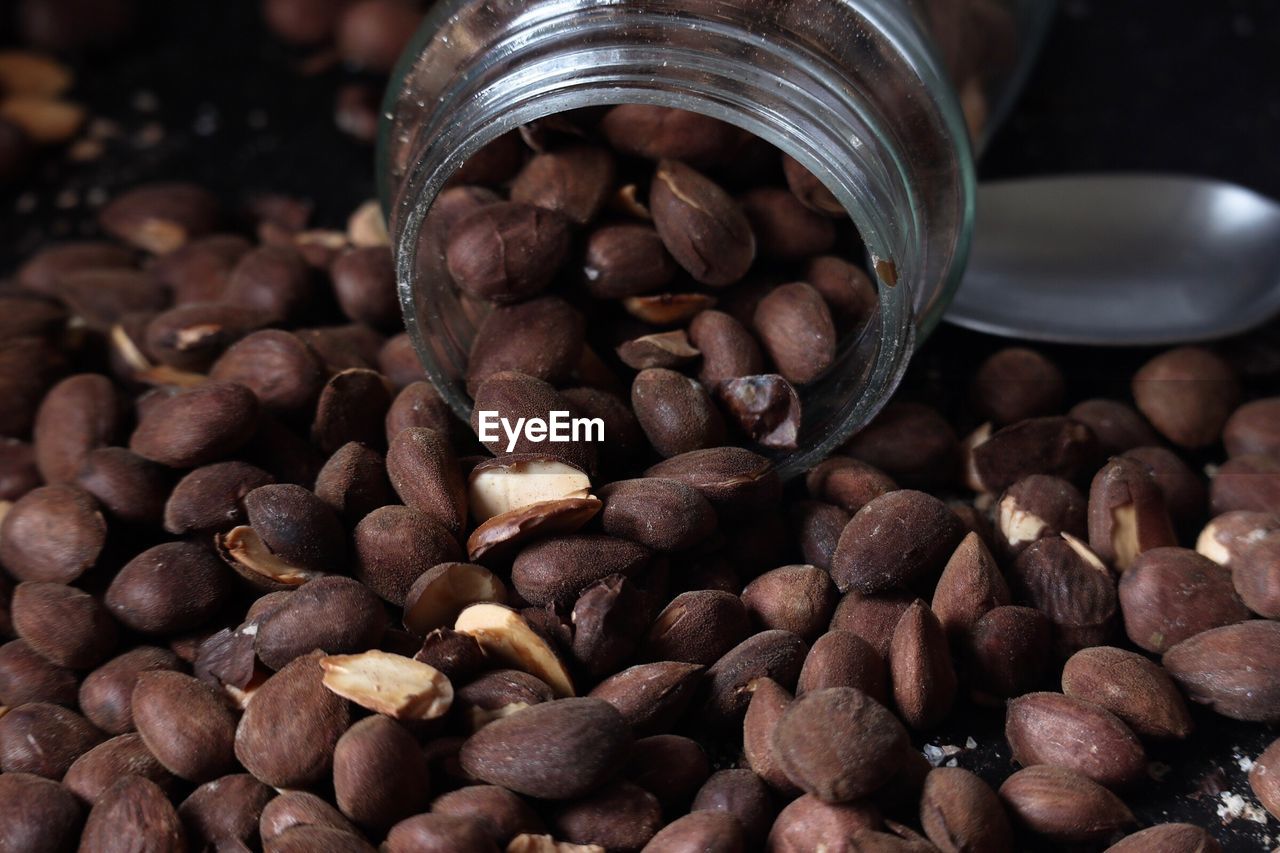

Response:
(828, 591), (915, 659)
(582, 224), (677, 299)
(997, 474), (1086, 559)
(80, 776), (185, 853)
(471, 371), (597, 474)
(333, 715), (431, 829)
(640, 811), (744, 853)
(314, 442), (395, 525)
(796, 630), (887, 704)
(1104, 824), (1224, 853)
(1118, 547), (1249, 653)
(793, 500), (850, 572)
(588, 661), (704, 735)
(965, 416), (1097, 494)
(458, 697), (632, 800)
(1196, 510), (1280, 568)
(259, 789), (360, 844)
(842, 402), (959, 489)
(781, 154), (845, 217)
(571, 575), (652, 677)
(920, 767), (1014, 853)
(739, 186), (836, 260)
(1162, 620), (1280, 722)
(1249, 737), (1280, 822)
(552, 781), (663, 852)
(702, 630), (807, 726)
(354, 505), (462, 605)
(0, 639), (78, 707)
(831, 489), (966, 594)
(631, 368), (726, 458)
(78, 646), (182, 735)
(1005, 692), (1147, 788)
(888, 601), (956, 730)
(998, 765), (1134, 843)
(0, 484), (105, 583)
(178, 772), (275, 848)
(931, 531), (1011, 641)
(105, 541), (231, 634)
(970, 347), (1065, 425)
(235, 651), (351, 788)
(641, 589), (750, 666)
(1088, 457), (1178, 572)
(1210, 453), (1280, 515)
(510, 145), (614, 225)
(602, 105), (744, 166)
(133, 670), (238, 783)
(163, 460), (275, 535)
(446, 202), (571, 303)
(617, 330), (700, 373)
(716, 374), (802, 450)
(1132, 346), (1240, 448)
(152, 232), (249, 304)
(386, 426), (467, 536)
(1224, 397), (1280, 458)
(223, 245), (314, 324)
(11, 581), (116, 669)
(1233, 530), (1280, 617)
(209, 329), (327, 412)
(387, 381), (454, 443)
(773, 686), (906, 802)
(741, 565), (837, 642)
(599, 477), (716, 552)
(311, 368), (394, 455)
(743, 678), (800, 796)
(692, 769), (777, 848)
(511, 534), (649, 610)
(0, 702), (102, 777)
(255, 576), (386, 671)
(1067, 398), (1159, 455)
(64, 732), (174, 804)
(752, 282), (836, 385)
(624, 733), (710, 814)
(98, 182), (219, 253)
(1121, 445), (1206, 532)
(687, 309), (765, 387)
(467, 297), (586, 392)
(650, 159), (755, 286)
(805, 457), (897, 516)
(32, 373), (125, 484)
(75, 447), (171, 526)
(129, 381), (260, 468)
(966, 605), (1052, 703)
(1061, 646), (1192, 739)
(1009, 534), (1118, 658)
(403, 562), (506, 636)
(644, 446), (780, 520)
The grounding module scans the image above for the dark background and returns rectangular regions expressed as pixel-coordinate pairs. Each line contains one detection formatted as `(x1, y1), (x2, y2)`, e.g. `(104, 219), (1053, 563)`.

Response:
(2, 0), (1279, 849)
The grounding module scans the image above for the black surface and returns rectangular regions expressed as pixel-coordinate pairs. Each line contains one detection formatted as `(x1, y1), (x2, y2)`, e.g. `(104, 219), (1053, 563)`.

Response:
(2, 1), (1279, 849)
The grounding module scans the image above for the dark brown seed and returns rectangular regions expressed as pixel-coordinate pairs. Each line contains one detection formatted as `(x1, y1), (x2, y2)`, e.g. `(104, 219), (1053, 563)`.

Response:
(315, 442), (396, 525)
(75, 447), (170, 526)
(631, 367), (726, 458)
(645, 447), (780, 520)
(0, 336), (68, 438)
(312, 368), (393, 455)
(235, 651), (351, 788)
(459, 697), (632, 799)
(797, 629), (887, 704)
(743, 678), (801, 796)
(259, 790), (359, 844)
(1009, 535), (1118, 658)
(599, 477), (717, 552)
(0, 772), (83, 850)
(804, 457), (897, 516)
(414, 627), (487, 680)
(1162, 620), (1280, 722)
(1088, 456), (1178, 573)
(805, 255), (877, 332)
(0, 484), (105, 583)
(1119, 547), (1249, 653)
(432, 786), (545, 846)
(268, 824), (376, 852)
(1210, 453), (1280, 515)
(1250, 737), (1280, 821)
(1233, 530), (1280, 617)
(588, 661), (704, 734)
(17, 241), (134, 296)
(470, 371), (597, 474)
(739, 187), (837, 260)
(967, 605), (1052, 702)
(1067, 398), (1159, 456)
(144, 301), (264, 371)
(717, 374), (802, 450)
(617, 330), (700, 372)
(331, 246), (399, 328)
(782, 154), (845, 217)
(333, 715), (430, 828)
(844, 403), (960, 490)
(641, 590), (750, 666)
(33, 373), (125, 484)
(931, 531), (1010, 640)
(510, 146), (615, 225)
(971, 347), (1065, 425)
(650, 159), (755, 286)
(1196, 510), (1280, 568)
(164, 460), (275, 535)
(256, 576), (386, 671)
(80, 776), (185, 853)
(386, 426), (467, 536)
(741, 565), (837, 642)
(354, 505), (463, 605)
(446, 202), (571, 304)
(793, 500), (850, 572)
(152, 234), (251, 304)
(999, 765), (1134, 843)
(752, 282), (836, 385)
(571, 575), (651, 677)
(467, 297), (586, 392)
(511, 534), (649, 609)
(300, 323), (384, 372)
(12, 581), (116, 669)
(920, 767), (1014, 853)
(1062, 646), (1192, 739)
(65, 733), (174, 805)
(693, 769), (777, 848)
(641, 811), (744, 853)
(888, 601), (956, 730)
(1224, 397), (1280, 458)
(99, 182), (220, 253)
(625, 733), (710, 813)
(130, 381), (260, 468)
(224, 245), (313, 325)
(966, 416), (1097, 494)
(1121, 445), (1206, 532)
(997, 474), (1086, 559)
(79, 646), (182, 736)
(773, 686), (906, 802)
(601, 105), (744, 166)
(0, 438), (40, 501)
(178, 773), (274, 848)
(1104, 824), (1224, 853)
(133, 670), (237, 783)
(831, 489), (965, 594)
(244, 483), (347, 573)
(687, 309), (765, 387)
(0, 702), (102, 777)
(383, 814), (497, 853)
(552, 781), (663, 851)
(387, 381), (454, 442)
(582, 224), (677, 299)
(1005, 692), (1147, 788)
(703, 630), (807, 725)
(1132, 347), (1240, 448)
(210, 329), (326, 412)
(828, 591), (915, 659)
(0, 638), (79, 706)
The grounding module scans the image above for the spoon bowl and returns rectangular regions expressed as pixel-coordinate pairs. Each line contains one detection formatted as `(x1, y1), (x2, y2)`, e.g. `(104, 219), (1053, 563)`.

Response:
(946, 175), (1280, 345)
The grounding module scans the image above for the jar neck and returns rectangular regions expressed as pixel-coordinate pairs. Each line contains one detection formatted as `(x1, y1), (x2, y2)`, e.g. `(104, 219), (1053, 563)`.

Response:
(382, 0), (975, 477)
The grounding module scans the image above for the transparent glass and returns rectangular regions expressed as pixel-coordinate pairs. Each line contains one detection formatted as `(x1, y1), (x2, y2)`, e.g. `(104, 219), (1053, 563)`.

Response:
(379, 0), (1053, 478)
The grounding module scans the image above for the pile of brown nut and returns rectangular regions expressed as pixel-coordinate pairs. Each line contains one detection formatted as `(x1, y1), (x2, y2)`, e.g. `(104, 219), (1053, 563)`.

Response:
(2, 102), (1280, 853)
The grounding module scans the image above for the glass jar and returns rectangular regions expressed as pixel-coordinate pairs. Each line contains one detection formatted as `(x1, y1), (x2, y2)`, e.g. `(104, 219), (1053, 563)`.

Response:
(379, 0), (1054, 478)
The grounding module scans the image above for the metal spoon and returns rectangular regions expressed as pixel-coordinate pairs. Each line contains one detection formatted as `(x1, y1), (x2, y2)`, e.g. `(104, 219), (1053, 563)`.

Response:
(945, 175), (1280, 345)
